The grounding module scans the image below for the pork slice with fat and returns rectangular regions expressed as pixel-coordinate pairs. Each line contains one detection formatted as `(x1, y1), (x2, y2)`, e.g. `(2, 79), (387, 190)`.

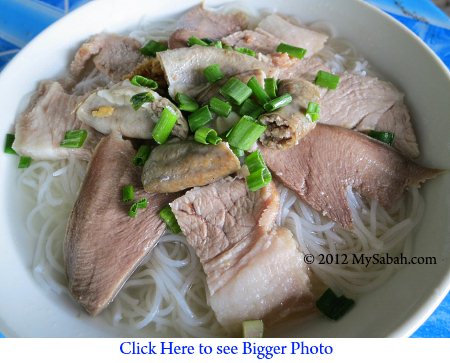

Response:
(171, 178), (314, 334)
(169, 5), (247, 49)
(13, 81), (100, 161)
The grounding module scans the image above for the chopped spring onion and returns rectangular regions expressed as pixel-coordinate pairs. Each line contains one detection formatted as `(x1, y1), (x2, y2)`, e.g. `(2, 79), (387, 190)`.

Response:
(175, 93), (199, 112)
(227, 115), (267, 151)
(242, 320), (264, 338)
(220, 77), (252, 105)
(187, 36), (209, 47)
(314, 70), (340, 89)
(4, 134), (16, 155)
(239, 98), (264, 119)
(60, 129), (88, 148)
(264, 78), (278, 99)
(129, 198), (149, 218)
(132, 144), (151, 166)
(159, 206), (181, 234)
(130, 92), (154, 111)
(276, 43), (307, 59)
(140, 40), (167, 57)
(122, 185), (135, 203)
(18, 156), (32, 169)
(245, 150), (266, 173)
(188, 105), (213, 132)
(194, 127), (222, 145)
(230, 146), (244, 158)
(247, 76), (270, 105)
(316, 288), (355, 320)
(130, 75), (158, 89)
(223, 44), (233, 50)
(152, 107), (178, 144)
(246, 167), (272, 192)
(209, 97), (232, 117)
(211, 40), (223, 48)
(203, 64), (224, 83)
(234, 47), (256, 57)
(306, 101), (320, 122)
(263, 93), (292, 112)
(368, 130), (395, 146)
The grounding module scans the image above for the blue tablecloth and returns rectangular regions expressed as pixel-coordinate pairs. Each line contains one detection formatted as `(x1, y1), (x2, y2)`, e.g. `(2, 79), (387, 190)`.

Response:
(0, 0), (449, 338)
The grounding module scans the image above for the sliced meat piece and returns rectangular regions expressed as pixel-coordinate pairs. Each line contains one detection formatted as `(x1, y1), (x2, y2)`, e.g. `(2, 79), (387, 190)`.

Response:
(157, 46), (274, 98)
(169, 5), (247, 49)
(261, 124), (441, 229)
(142, 141), (240, 193)
(259, 79), (320, 149)
(64, 133), (173, 316)
(209, 228), (314, 334)
(274, 55), (330, 82)
(76, 80), (188, 139)
(13, 81), (99, 161)
(222, 29), (281, 54)
(319, 73), (403, 129)
(256, 14), (328, 57)
(171, 178), (313, 334)
(70, 34), (144, 84)
(357, 102), (420, 159)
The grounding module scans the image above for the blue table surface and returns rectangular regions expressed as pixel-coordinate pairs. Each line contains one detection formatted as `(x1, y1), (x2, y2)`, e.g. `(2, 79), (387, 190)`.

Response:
(0, 0), (449, 338)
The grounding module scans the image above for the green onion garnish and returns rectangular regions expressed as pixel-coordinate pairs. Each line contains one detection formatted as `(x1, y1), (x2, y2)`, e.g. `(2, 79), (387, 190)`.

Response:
(130, 75), (158, 89)
(211, 40), (223, 48)
(152, 107), (178, 144)
(223, 44), (233, 50)
(133, 144), (151, 166)
(245, 150), (266, 173)
(239, 98), (264, 119)
(4, 134), (17, 155)
(263, 93), (292, 112)
(316, 288), (355, 320)
(194, 127), (222, 145)
(264, 78), (278, 99)
(128, 198), (148, 218)
(276, 43), (307, 59)
(187, 36), (209, 47)
(130, 92), (154, 111)
(368, 130), (395, 146)
(306, 101), (320, 122)
(203, 64), (224, 83)
(246, 167), (272, 192)
(230, 146), (244, 158)
(247, 76), (270, 105)
(18, 156), (32, 169)
(188, 105), (213, 132)
(227, 115), (266, 151)
(122, 185), (135, 203)
(140, 40), (168, 57)
(60, 129), (88, 148)
(242, 320), (264, 338)
(234, 47), (256, 57)
(175, 93), (199, 112)
(314, 70), (340, 89)
(209, 97), (232, 117)
(159, 206), (181, 234)
(220, 77), (253, 106)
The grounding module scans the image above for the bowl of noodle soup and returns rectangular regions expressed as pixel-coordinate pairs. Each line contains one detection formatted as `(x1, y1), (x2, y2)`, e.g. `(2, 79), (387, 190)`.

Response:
(0, 0), (449, 337)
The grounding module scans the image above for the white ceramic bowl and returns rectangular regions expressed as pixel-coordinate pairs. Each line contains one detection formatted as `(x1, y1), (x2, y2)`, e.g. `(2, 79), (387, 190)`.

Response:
(0, 0), (449, 337)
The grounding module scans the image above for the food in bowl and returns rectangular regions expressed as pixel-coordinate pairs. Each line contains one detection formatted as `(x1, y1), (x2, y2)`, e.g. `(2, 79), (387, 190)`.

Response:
(4, 3), (443, 337)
